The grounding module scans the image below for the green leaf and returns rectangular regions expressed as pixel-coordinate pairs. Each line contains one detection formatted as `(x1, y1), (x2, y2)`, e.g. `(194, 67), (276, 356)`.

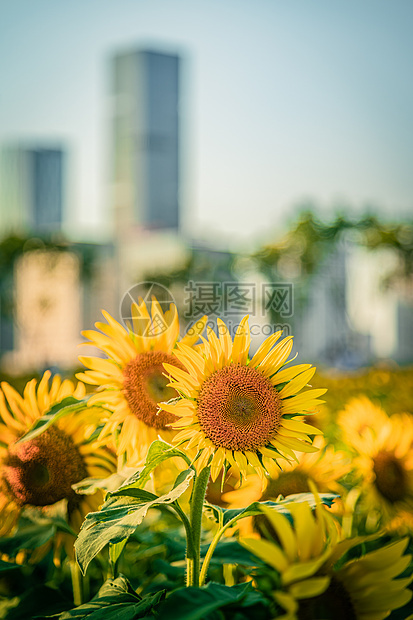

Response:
(72, 475), (122, 496)
(173, 467), (195, 489)
(205, 493), (338, 528)
(55, 576), (165, 619)
(0, 514), (74, 558)
(15, 397), (88, 445)
(152, 558), (186, 580)
(109, 539), (128, 570)
(0, 524), (55, 557)
(0, 558), (20, 571)
(4, 585), (72, 619)
(157, 582), (266, 620)
(75, 468), (195, 575)
(110, 440), (192, 494)
(72, 468), (140, 496)
(203, 540), (268, 567)
(110, 488), (159, 501)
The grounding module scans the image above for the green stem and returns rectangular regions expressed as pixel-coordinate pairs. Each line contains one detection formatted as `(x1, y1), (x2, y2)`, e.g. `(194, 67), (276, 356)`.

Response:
(199, 527), (222, 586)
(188, 466), (211, 587)
(82, 573), (90, 603)
(199, 513), (243, 586)
(70, 560), (83, 606)
(342, 486), (361, 539)
(172, 502), (194, 553)
(171, 500), (195, 586)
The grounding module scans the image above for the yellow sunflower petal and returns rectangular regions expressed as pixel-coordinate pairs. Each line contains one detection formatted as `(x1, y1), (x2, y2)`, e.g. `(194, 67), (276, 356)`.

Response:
(217, 318), (233, 362)
(280, 419), (321, 435)
(289, 576), (330, 599)
(78, 356), (124, 382)
(278, 367), (316, 399)
(173, 344), (205, 381)
(241, 537), (288, 572)
(180, 315), (208, 347)
(258, 337), (294, 378)
(260, 505), (296, 562)
(0, 391), (24, 432)
(249, 331), (283, 368)
(231, 316), (251, 364)
(270, 363), (312, 386)
(1, 383), (29, 424)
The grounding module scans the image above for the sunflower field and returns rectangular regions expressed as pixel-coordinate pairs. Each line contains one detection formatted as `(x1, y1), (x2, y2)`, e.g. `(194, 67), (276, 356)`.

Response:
(0, 297), (413, 620)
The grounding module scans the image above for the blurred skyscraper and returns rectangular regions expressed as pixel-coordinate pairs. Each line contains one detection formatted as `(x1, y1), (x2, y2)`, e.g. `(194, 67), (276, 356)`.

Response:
(110, 47), (187, 299)
(112, 48), (180, 233)
(0, 143), (65, 235)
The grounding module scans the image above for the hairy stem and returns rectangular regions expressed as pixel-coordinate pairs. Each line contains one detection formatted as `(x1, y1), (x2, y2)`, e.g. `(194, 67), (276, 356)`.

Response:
(188, 466), (211, 587)
(171, 501), (196, 587)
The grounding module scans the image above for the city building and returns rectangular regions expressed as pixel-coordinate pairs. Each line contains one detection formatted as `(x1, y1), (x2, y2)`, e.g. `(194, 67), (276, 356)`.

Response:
(0, 143), (65, 236)
(4, 250), (81, 372)
(110, 47), (185, 301)
(111, 48), (180, 234)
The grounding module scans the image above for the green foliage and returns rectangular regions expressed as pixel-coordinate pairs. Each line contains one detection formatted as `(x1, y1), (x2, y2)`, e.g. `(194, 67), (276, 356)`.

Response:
(0, 559), (20, 572)
(75, 468), (194, 575)
(204, 492), (338, 529)
(15, 398), (88, 445)
(0, 584), (73, 620)
(72, 471), (127, 496)
(157, 581), (270, 620)
(115, 519), (188, 590)
(200, 540), (266, 568)
(0, 514), (74, 559)
(253, 209), (413, 289)
(2, 210), (413, 618)
(51, 576), (165, 620)
(109, 441), (192, 493)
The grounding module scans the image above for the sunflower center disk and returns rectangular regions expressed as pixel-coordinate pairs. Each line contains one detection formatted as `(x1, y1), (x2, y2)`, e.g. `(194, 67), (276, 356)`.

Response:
(197, 364), (281, 452)
(297, 576), (357, 620)
(2, 427), (87, 507)
(263, 471), (310, 500)
(373, 450), (407, 503)
(123, 351), (181, 429)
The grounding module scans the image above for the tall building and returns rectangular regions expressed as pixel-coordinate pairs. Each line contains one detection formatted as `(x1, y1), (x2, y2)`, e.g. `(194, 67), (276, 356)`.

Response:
(111, 48), (180, 233)
(292, 243), (363, 367)
(8, 250), (82, 372)
(0, 143), (65, 235)
(110, 47), (186, 304)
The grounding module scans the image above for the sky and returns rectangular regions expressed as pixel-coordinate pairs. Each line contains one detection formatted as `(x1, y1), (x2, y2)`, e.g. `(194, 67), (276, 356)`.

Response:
(1, 0), (413, 247)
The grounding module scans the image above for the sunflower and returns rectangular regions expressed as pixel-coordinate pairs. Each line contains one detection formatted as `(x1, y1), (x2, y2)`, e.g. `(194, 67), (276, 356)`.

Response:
(242, 502), (412, 620)
(337, 396), (389, 450)
(0, 371), (117, 556)
(224, 436), (351, 508)
(77, 298), (207, 465)
(160, 317), (326, 481)
(222, 436), (350, 539)
(351, 412), (413, 523)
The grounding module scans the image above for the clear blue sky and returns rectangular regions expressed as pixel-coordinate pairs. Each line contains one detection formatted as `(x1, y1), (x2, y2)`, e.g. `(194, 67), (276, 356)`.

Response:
(1, 0), (412, 246)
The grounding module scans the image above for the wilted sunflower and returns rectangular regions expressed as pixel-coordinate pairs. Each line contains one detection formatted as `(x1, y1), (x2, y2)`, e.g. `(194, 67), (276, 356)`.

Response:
(242, 502), (412, 620)
(0, 371), (116, 553)
(352, 412), (413, 522)
(77, 298), (207, 465)
(161, 317), (326, 481)
(337, 396), (389, 449)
